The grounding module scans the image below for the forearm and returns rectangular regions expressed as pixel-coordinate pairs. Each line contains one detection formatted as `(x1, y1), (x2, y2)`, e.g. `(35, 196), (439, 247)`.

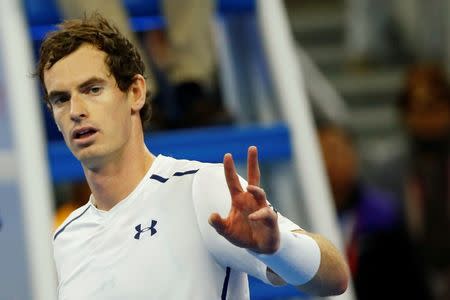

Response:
(292, 231), (349, 296)
(260, 230), (349, 296)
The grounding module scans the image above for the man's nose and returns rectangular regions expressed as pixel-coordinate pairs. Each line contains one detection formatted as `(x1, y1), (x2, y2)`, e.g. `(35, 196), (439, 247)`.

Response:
(70, 94), (88, 122)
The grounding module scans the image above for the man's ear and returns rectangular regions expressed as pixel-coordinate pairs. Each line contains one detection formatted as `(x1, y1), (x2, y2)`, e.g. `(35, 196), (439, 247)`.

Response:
(130, 74), (146, 113)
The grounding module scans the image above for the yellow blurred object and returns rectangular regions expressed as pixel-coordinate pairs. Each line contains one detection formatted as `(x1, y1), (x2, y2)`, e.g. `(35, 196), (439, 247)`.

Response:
(53, 181), (91, 229)
(54, 200), (84, 229)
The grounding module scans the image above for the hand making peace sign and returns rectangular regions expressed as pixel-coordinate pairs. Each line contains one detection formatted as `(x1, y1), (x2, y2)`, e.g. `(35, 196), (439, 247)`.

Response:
(209, 146), (281, 254)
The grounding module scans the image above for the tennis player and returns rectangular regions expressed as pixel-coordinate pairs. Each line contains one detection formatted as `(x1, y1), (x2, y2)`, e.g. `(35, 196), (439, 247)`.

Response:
(36, 14), (349, 299)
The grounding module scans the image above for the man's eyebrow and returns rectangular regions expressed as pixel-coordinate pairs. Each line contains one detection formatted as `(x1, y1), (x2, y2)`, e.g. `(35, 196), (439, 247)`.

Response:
(77, 77), (107, 90)
(47, 77), (107, 100)
(47, 90), (70, 101)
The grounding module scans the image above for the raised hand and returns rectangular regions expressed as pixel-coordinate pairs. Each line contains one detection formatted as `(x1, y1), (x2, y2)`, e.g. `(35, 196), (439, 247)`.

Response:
(208, 146), (280, 254)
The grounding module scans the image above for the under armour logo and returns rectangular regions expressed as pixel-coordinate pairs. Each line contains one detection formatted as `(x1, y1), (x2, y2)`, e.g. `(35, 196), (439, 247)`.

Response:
(134, 219), (157, 240)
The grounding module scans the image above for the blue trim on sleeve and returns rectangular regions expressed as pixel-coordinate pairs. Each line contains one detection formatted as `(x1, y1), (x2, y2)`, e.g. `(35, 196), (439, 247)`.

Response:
(53, 205), (90, 241)
(150, 169), (199, 183)
(173, 169), (199, 177)
(149, 174), (169, 183)
(221, 267), (231, 300)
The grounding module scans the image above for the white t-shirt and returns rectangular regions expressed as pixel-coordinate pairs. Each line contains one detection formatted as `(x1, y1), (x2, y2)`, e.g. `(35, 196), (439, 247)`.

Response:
(53, 155), (301, 300)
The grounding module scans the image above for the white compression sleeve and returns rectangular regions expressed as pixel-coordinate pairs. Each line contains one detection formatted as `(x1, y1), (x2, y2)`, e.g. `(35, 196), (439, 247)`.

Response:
(248, 230), (321, 285)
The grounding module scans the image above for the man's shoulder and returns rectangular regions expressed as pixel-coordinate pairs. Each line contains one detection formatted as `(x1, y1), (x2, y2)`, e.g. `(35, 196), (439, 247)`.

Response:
(53, 202), (91, 241)
(153, 155), (222, 180)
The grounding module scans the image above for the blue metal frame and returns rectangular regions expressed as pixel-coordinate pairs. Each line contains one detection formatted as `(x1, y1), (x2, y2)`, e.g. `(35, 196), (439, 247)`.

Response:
(48, 122), (292, 183)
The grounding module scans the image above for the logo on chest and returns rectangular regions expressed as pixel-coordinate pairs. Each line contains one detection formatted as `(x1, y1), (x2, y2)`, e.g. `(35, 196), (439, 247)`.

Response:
(134, 219), (158, 240)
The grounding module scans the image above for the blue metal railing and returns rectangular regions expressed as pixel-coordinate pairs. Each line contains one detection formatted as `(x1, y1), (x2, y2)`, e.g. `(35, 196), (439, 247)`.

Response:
(48, 123), (292, 183)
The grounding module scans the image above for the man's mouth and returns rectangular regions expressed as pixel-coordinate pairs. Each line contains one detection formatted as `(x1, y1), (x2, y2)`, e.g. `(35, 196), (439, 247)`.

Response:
(72, 127), (98, 140)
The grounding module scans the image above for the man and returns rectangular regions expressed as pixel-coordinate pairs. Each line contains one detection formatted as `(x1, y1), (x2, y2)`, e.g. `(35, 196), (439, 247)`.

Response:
(317, 122), (431, 300)
(373, 63), (450, 300)
(36, 14), (349, 299)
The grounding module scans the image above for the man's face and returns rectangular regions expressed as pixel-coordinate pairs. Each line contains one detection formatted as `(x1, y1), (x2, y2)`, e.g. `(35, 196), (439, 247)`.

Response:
(404, 91), (450, 141)
(44, 44), (134, 167)
(319, 128), (358, 210)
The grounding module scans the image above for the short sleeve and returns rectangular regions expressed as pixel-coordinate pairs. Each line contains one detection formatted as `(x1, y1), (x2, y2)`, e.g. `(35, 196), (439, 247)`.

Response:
(192, 164), (302, 285)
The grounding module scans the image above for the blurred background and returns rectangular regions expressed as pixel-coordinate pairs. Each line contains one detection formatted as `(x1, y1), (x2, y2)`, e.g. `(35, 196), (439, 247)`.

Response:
(0, 0), (449, 299)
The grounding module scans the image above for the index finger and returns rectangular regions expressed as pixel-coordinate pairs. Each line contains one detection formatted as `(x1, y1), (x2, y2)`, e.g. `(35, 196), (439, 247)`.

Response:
(223, 153), (244, 197)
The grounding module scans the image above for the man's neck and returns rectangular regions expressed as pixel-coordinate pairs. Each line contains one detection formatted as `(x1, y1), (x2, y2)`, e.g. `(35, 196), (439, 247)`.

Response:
(83, 146), (155, 211)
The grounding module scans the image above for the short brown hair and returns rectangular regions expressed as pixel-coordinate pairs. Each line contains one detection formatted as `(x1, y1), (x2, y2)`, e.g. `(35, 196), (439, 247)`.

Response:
(398, 63), (450, 113)
(35, 13), (152, 129)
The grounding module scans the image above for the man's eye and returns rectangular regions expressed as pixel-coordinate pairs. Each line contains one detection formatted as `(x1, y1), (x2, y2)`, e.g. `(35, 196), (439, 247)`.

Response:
(50, 95), (70, 105)
(89, 86), (103, 94)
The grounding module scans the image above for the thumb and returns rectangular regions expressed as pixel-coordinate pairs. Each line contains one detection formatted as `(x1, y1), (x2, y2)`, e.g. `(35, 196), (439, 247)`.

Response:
(209, 213), (228, 235)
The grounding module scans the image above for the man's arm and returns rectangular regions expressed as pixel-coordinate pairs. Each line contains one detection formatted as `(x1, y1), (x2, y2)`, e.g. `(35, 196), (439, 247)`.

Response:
(209, 146), (349, 296)
(267, 230), (349, 296)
